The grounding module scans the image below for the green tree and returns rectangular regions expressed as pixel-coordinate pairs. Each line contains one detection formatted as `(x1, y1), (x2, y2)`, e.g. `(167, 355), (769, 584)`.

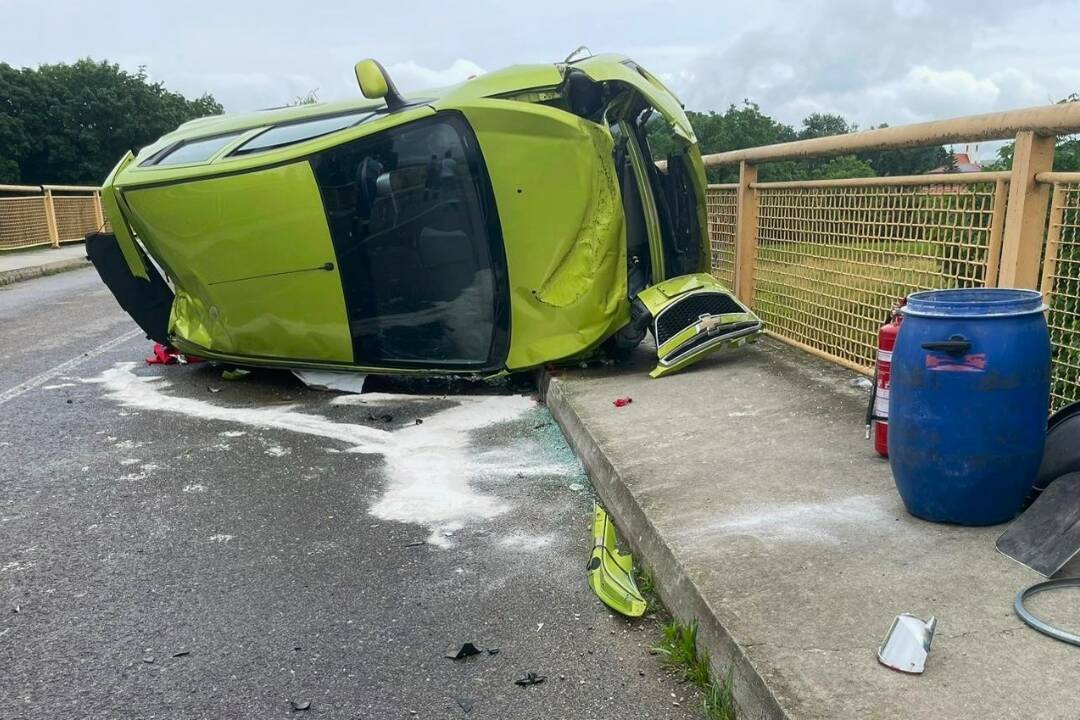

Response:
(645, 101), (799, 182)
(798, 113), (856, 139)
(942, 148), (959, 173)
(818, 154), (877, 179)
(0, 59), (222, 185)
(647, 104), (884, 182)
(856, 124), (952, 176)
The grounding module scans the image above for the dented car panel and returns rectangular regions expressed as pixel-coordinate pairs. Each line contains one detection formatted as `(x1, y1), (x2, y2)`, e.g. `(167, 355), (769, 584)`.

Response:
(93, 53), (760, 378)
(572, 54), (697, 143)
(457, 100), (628, 370)
(121, 161), (354, 362)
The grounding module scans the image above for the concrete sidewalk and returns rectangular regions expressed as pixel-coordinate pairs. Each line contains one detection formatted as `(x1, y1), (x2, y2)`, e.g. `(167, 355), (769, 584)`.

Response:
(0, 243), (89, 286)
(542, 338), (1080, 720)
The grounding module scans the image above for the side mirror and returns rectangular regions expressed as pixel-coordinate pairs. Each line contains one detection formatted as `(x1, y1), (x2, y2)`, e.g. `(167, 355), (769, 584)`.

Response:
(354, 59), (406, 111)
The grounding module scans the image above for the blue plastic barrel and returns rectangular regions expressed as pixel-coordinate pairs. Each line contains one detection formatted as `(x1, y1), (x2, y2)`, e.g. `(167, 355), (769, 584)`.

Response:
(888, 288), (1051, 525)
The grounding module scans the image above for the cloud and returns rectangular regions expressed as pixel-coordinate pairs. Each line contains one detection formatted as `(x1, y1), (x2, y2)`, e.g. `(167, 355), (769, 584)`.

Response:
(2, 0), (1078, 151)
(385, 59), (486, 92)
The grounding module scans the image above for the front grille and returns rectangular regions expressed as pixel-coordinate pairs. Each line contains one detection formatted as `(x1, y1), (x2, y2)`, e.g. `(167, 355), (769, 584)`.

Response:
(654, 292), (745, 346)
(661, 321), (761, 363)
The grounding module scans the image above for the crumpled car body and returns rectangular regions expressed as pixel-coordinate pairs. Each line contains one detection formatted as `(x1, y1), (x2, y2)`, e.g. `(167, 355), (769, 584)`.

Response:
(91, 53), (761, 377)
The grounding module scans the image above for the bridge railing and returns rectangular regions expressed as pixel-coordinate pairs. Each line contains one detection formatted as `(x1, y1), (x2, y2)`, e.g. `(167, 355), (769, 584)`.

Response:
(0, 184), (107, 252)
(701, 102), (1080, 410)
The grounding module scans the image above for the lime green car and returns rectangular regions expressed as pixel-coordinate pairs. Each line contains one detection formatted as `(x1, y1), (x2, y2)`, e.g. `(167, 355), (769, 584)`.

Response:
(88, 53), (761, 378)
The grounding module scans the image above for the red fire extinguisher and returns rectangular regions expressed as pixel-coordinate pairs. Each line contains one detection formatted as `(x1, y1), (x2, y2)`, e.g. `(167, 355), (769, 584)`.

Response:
(866, 298), (905, 457)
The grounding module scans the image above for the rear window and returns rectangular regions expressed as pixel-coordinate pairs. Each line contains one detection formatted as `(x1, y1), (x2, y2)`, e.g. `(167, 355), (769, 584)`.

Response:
(231, 112), (371, 156)
(144, 132), (243, 166)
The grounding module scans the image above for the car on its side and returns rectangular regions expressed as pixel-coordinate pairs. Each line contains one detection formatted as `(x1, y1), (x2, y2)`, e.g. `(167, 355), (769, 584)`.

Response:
(89, 51), (762, 379)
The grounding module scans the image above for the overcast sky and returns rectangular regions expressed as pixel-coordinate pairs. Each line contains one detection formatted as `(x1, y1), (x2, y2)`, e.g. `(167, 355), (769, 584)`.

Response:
(3, 0), (1077, 160)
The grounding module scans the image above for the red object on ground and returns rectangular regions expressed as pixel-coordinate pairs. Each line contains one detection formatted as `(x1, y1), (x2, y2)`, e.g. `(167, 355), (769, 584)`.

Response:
(145, 343), (202, 366)
(872, 301), (904, 457)
(612, 397), (633, 408)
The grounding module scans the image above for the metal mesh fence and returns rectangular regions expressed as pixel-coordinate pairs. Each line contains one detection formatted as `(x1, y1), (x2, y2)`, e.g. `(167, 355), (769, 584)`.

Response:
(706, 185), (737, 289)
(0, 195), (51, 250)
(54, 195), (101, 242)
(751, 181), (1002, 371)
(1043, 183), (1080, 410)
(0, 189), (102, 251)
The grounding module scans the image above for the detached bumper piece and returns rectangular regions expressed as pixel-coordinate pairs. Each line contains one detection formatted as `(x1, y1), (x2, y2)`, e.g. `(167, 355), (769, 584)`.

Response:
(637, 273), (763, 378)
(85, 232), (174, 345)
(587, 505), (647, 618)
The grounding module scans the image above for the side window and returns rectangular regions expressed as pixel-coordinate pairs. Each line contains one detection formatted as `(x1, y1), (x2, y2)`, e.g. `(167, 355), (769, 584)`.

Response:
(231, 112), (371, 156)
(310, 114), (508, 368)
(143, 132), (243, 166)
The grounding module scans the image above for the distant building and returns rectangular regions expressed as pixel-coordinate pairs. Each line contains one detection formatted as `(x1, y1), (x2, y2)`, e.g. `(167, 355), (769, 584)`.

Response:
(926, 152), (984, 174)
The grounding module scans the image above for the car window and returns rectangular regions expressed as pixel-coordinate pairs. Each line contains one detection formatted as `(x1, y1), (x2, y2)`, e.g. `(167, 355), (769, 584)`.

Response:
(232, 112), (372, 156)
(310, 114), (508, 369)
(147, 132), (243, 166)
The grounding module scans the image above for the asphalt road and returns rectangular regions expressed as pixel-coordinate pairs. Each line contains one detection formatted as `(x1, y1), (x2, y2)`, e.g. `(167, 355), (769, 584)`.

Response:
(0, 268), (699, 720)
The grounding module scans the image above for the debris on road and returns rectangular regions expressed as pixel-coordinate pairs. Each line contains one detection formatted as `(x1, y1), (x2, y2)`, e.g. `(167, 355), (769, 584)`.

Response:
(514, 672), (547, 687)
(290, 700), (312, 712)
(612, 397), (632, 408)
(1015, 578), (1080, 646)
(455, 697), (475, 713)
(587, 506), (646, 617)
(997, 473), (1080, 577)
(145, 342), (201, 366)
(142, 656), (155, 664)
(292, 370), (368, 394)
(445, 642), (482, 660)
(172, 650), (190, 657)
(877, 614), (936, 674)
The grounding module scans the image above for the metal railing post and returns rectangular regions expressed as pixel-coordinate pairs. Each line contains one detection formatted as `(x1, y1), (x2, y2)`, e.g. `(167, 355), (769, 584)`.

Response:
(999, 131), (1056, 288)
(734, 160), (759, 306)
(1039, 183), (1066, 299)
(983, 178), (1008, 287)
(42, 188), (60, 248)
(92, 190), (105, 231)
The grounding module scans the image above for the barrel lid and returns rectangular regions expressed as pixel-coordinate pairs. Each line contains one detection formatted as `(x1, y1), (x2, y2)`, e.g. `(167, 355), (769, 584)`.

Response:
(902, 288), (1047, 318)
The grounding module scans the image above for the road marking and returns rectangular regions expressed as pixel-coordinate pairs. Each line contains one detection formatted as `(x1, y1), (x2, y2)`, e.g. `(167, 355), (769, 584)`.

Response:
(0, 328), (143, 406)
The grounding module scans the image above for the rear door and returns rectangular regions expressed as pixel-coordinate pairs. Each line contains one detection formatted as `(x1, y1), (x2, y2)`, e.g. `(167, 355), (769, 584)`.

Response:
(121, 161), (353, 362)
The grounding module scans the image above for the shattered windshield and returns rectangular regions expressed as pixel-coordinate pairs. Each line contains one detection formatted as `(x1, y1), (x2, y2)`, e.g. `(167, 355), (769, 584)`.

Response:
(310, 114), (509, 369)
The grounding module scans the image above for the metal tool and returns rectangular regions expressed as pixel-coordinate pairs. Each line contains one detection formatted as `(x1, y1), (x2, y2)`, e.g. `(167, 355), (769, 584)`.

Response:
(997, 473), (1080, 577)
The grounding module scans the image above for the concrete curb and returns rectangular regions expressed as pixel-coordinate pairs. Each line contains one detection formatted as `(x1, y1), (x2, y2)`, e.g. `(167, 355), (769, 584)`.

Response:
(539, 370), (790, 720)
(0, 257), (91, 287)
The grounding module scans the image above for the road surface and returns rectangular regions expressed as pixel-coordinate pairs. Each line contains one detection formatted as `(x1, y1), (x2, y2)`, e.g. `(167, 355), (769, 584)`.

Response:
(0, 268), (698, 719)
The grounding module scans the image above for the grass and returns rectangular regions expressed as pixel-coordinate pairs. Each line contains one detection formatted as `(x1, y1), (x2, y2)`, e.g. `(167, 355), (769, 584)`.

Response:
(634, 565), (660, 614)
(633, 564), (738, 719)
(630, 569), (734, 720)
(655, 619), (737, 720)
